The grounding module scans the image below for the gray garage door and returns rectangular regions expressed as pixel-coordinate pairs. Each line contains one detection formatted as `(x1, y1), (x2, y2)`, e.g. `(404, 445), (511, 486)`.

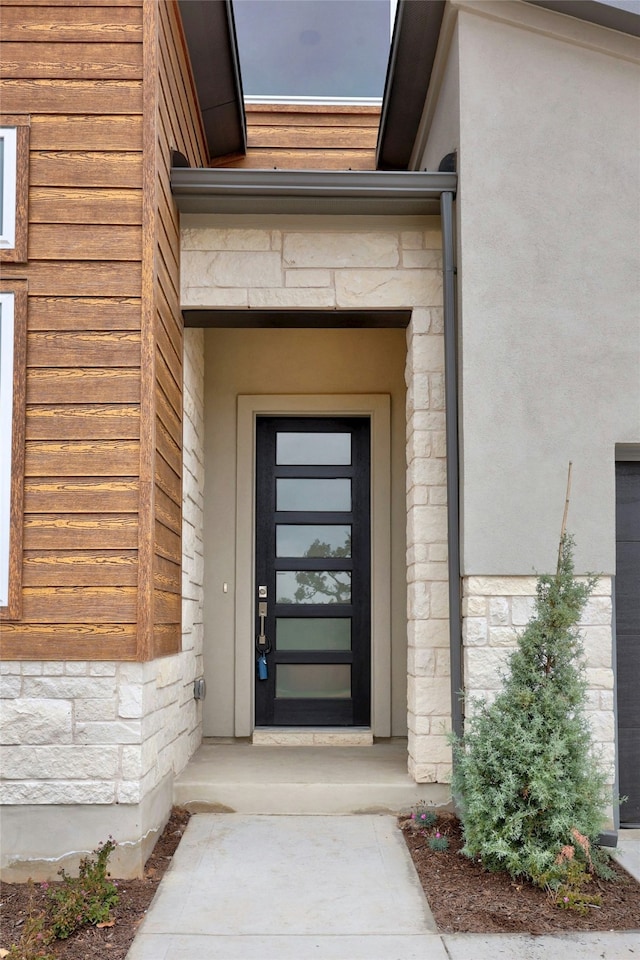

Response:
(616, 461), (640, 827)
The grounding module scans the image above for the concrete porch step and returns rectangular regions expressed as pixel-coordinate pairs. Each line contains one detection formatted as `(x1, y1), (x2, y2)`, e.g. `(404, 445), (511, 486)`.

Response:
(173, 739), (450, 815)
(251, 726), (374, 746)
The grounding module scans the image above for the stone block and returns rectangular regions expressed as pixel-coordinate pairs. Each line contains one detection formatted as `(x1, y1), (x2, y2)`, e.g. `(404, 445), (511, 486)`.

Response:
(400, 230), (424, 249)
(270, 231), (282, 250)
(284, 269), (331, 287)
(408, 307), (432, 334)
(407, 580), (430, 619)
(581, 625), (613, 668)
(0, 699), (72, 745)
(465, 647), (511, 690)
(582, 597), (612, 626)
(407, 457), (447, 487)
(465, 576), (538, 596)
(408, 761), (438, 783)
(118, 684), (144, 719)
(88, 663), (117, 677)
(0, 781), (115, 804)
(75, 698), (117, 722)
(489, 626), (519, 647)
(463, 617), (488, 646)
(249, 287), (336, 308)
(489, 598), (509, 625)
(585, 667), (614, 690)
(431, 430), (446, 458)
(423, 227), (442, 249)
(462, 596), (486, 617)
(0, 677), (21, 698)
(1, 745), (119, 779)
(410, 734), (452, 766)
(430, 373), (445, 411)
(408, 504), (448, 545)
(23, 677), (115, 699)
(408, 715), (431, 735)
(117, 781), (141, 804)
(588, 711), (615, 744)
(407, 676), (452, 717)
(0, 663), (21, 675)
(402, 249), (442, 269)
(21, 663), (42, 676)
(181, 286), (248, 308)
(75, 720), (142, 744)
(336, 269), (442, 309)
(406, 430), (432, 462)
(409, 335), (445, 374)
(407, 618), (449, 648)
(511, 596), (536, 625)
(407, 647), (437, 678)
(65, 662), (88, 676)
(430, 580), (450, 619)
(283, 232), (399, 268)
(435, 649), (451, 677)
(181, 227), (272, 251)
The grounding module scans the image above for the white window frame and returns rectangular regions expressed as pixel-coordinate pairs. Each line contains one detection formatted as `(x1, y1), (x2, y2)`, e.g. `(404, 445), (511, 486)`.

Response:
(0, 292), (15, 608)
(0, 127), (18, 251)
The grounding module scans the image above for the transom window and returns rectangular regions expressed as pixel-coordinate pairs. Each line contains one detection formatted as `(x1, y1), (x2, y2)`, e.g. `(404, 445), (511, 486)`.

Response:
(233, 0), (396, 103)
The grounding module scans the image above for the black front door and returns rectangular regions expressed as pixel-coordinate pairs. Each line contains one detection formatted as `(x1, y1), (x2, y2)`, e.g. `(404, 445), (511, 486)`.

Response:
(255, 417), (371, 726)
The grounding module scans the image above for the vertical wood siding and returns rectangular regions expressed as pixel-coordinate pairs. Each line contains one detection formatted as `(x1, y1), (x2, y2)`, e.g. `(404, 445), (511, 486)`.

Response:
(1, 0), (206, 660)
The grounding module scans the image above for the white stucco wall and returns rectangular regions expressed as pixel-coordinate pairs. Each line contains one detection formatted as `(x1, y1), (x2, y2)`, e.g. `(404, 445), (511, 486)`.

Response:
(425, 0), (640, 576)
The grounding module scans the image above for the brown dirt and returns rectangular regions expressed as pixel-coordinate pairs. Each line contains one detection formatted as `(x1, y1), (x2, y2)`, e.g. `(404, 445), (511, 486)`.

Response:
(0, 807), (191, 960)
(401, 813), (640, 934)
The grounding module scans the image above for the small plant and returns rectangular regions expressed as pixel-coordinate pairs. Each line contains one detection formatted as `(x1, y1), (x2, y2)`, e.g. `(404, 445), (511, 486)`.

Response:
(428, 832), (450, 853)
(6, 881), (55, 960)
(410, 802), (437, 830)
(47, 838), (119, 939)
(408, 803), (450, 852)
(538, 857), (602, 916)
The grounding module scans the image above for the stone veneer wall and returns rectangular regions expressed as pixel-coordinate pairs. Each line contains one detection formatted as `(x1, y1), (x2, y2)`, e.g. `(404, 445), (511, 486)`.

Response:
(0, 331), (205, 879)
(181, 217), (451, 782)
(462, 577), (616, 788)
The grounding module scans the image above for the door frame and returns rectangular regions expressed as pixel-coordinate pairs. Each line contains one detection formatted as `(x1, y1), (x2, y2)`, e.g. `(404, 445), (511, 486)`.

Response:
(235, 394), (391, 736)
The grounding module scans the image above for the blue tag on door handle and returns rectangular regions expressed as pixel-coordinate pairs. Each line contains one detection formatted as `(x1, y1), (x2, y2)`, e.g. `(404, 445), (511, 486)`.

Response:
(258, 654), (268, 680)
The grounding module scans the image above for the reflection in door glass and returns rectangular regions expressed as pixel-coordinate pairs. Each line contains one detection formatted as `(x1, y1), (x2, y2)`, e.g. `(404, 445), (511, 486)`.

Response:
(277, 618), (351, 650)
(276, 525), (351, 558)
(276, 570), (351, 604)
(277, 478), (351, 512)
(276, 432), (351, 465)
(276, 664), (351, 699)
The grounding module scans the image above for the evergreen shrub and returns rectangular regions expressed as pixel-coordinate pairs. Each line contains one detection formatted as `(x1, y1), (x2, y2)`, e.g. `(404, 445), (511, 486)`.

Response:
(452, 536), (610, 885)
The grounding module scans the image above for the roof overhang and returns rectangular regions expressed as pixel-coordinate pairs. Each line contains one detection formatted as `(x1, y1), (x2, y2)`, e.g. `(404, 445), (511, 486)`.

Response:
(376, 0), (446, 170)
(171, 168), (457, 216)
(377, 0), (640, 172)
(178, 0), (246, 161)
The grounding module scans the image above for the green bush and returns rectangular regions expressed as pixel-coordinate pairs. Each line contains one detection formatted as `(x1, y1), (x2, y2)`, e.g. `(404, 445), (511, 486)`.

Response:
(451, 535), (610, 885)
(47, 838), (119, 939)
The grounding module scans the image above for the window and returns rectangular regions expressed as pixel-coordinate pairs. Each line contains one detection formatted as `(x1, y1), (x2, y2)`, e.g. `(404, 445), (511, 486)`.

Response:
(233, 0), (396, 103)
(0, 116), (29, 263)
(0, 282), (26, 619)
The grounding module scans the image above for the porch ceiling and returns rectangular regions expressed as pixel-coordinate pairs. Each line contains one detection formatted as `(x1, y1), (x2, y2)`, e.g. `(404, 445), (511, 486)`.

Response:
(170, 168), (457, 216)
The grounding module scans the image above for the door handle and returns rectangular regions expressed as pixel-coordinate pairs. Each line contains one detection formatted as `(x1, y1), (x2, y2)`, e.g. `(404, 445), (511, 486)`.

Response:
(258, 601), (267, 646)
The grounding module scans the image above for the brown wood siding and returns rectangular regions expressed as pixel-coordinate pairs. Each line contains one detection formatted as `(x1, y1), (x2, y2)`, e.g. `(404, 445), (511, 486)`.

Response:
(3, 0), (206, 660)
(217, 104), (381, 170)
(0, 2), (145, 659)
(145, 0), (207, 656)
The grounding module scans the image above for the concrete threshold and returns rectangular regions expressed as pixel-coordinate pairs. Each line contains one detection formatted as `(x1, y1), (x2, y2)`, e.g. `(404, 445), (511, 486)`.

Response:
(251, 726), (374, 746)
(173, 738), (450, 814)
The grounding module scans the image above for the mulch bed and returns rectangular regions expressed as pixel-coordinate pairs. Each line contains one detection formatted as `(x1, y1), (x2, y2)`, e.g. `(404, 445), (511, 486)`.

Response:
(0, 807), (191, 960)
(401, 813), (640, 934)
(3, 807), (639, 957)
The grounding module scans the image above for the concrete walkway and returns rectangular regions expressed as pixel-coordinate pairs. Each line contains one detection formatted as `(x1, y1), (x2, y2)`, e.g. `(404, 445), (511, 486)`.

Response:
(126, 815), (640, 960)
